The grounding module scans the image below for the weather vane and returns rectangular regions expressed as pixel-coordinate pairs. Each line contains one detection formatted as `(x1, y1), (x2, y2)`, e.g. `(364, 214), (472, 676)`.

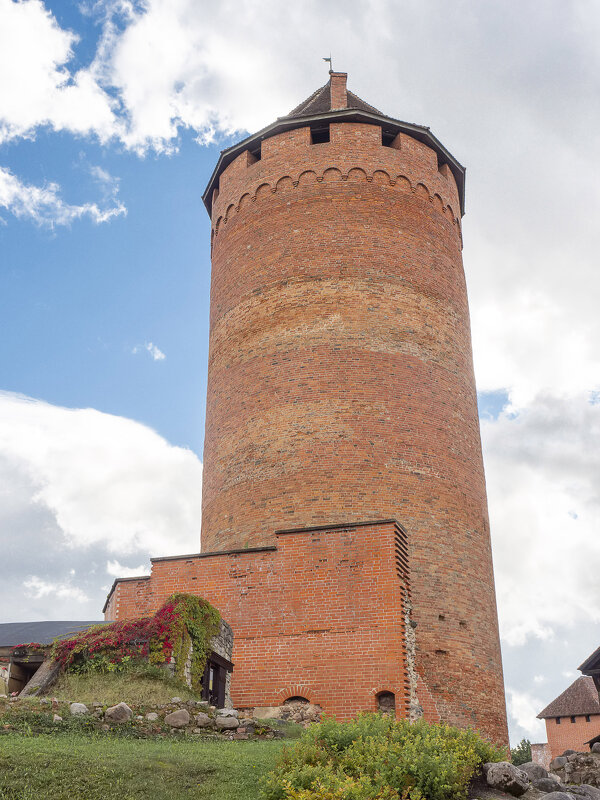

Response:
(323, 54), (333, 74)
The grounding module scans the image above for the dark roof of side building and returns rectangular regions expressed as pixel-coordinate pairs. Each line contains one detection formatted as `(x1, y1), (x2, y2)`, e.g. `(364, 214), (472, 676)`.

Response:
(580, 645), (600, 675)
(537, 676), (600, 719)
(0, 621), (104, 647)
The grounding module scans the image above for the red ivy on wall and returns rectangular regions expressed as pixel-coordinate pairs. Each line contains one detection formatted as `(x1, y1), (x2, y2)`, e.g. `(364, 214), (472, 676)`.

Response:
(50, 594), (219, 679)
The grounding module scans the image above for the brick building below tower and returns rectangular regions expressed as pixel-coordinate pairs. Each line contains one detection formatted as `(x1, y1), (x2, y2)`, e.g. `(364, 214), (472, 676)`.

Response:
(105, 519), (418, 720)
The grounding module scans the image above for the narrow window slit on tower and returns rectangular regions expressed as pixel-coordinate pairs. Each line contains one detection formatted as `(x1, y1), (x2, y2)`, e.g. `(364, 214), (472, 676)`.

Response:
(381, 128), (397, 147)
(248, 142), (261, 161)
(310, 124), (330, 144)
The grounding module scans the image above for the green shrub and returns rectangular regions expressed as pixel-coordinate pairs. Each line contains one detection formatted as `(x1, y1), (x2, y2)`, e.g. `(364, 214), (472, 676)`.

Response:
(262, 715), (507, 800)
(510, 739), (532, 766)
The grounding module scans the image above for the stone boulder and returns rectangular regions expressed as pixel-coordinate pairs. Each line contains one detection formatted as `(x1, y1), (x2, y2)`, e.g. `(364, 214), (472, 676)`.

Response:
(104, 702), (133, 724)
(522, 764), (550, 781)
(216, 708), (238, 717)
(145, 712), (158, 721)
(552, 752), (600, 788)
(552, 759), (569, 771)
(534, 777), (564, 793)
(215, 715), (239, 730)
(486, 762), (531, 796)
(164, 709), (190, 728)
(538, 793), (575, 800)
(593, 746), (600, 755)
(194, 712), (212, 728)
(69, 702), (89, 716)
(253, 706), (280, 720)
(566, 785), (600, 800)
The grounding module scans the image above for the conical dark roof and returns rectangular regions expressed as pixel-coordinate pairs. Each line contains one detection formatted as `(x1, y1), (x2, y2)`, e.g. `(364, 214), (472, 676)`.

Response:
(285, 82), (382, 119)
(537, 676), (600, 719)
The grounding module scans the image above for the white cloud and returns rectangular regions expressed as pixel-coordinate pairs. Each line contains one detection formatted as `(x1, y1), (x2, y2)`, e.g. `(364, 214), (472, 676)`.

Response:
(507, 688), (546, 742)
(0, 165), (126, 226)
(483, 394), (600, 647)
(0, 0), (115, 144)
(106, 559), (150, 578)
(132, 342), (166, 361)
(24, 575), (89, 603)
(0, 391), (201, 556)
(146, 342), (166, 361)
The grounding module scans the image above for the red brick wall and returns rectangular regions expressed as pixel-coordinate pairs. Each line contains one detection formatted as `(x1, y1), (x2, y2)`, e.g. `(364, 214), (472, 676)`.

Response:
(200, 120), (507, 744)
(106, 520), (411, 720)
(103, 576), (150, 621)
(545, 714), (600, 760)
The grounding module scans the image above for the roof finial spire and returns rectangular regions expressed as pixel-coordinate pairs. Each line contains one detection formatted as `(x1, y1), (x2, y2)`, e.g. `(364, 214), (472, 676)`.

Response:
(323, 54), (333, 75)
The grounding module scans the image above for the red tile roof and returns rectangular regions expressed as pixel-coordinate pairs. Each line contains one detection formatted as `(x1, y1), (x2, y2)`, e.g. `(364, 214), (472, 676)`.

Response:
(538, 676), (600, 719)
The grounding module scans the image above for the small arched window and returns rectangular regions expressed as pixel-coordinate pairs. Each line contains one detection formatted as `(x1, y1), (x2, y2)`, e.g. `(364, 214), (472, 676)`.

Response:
(376, 691), (396, 714)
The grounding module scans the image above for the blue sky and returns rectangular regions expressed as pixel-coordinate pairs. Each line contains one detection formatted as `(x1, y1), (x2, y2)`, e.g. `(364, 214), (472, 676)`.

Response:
(1, 0), (600, 746)
(1, 129), (216, 452)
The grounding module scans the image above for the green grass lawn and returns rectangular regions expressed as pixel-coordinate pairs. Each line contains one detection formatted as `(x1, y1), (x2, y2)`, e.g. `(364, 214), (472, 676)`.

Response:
(0, 732), (284, 800)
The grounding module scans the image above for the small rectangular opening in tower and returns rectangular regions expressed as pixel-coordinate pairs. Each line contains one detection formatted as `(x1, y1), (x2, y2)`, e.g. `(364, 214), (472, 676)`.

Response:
(248, 142), (262, 161)
(310, 124), (330, 144)
(381, 128), (397, 148)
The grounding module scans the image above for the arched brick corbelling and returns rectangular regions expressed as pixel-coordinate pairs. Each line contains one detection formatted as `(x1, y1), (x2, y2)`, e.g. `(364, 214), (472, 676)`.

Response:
(275, 175), (294, 192)
(297, 169), (318, 186)
(372, 169), (392, 185)
(254, 182), (272, 200)
(322, 167), (343, 182)
(238, 192), (252, 211)
(347, 166), (368, 182)
(212, 168), (460, 238)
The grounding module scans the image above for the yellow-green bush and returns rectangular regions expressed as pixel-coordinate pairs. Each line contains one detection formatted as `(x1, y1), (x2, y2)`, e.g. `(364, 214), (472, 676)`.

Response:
(262, 715), (506, 800)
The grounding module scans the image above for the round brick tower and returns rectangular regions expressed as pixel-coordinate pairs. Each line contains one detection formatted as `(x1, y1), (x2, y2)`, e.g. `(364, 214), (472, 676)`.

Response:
(201, 73), (507, 743)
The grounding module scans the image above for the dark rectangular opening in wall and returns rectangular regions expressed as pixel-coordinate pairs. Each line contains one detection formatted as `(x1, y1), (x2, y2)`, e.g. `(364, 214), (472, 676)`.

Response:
(382, 128), (397, 147)
(248, 142), (261, 161)
(310, 124), (330, 144)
